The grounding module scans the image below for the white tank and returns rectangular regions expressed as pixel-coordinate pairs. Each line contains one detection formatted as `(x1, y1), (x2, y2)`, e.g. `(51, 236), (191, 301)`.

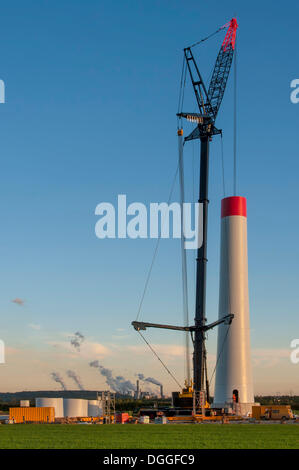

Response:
(88, 400), (103, 417)
(20, 400), (30, 407)
(63, 399), (88, 417)
(213, 197), (254, 411)
(35, 397), (64, 418)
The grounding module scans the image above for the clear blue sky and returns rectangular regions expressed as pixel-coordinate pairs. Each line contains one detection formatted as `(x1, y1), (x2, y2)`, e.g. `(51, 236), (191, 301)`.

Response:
(0, 0), (298, 394)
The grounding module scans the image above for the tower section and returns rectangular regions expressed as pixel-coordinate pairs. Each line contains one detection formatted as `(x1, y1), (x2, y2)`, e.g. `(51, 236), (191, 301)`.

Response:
(213, 196), (254, 413)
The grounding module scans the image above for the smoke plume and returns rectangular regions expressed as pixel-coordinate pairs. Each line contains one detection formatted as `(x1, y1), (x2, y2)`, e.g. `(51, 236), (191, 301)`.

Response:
(137, 373), (161, 387)
(70, 331), (84, 351)
(51, 372), (67, 390)
(12, 298), (24, 306)
(89, 361), (135, 394)
(66, 369), (84, 391)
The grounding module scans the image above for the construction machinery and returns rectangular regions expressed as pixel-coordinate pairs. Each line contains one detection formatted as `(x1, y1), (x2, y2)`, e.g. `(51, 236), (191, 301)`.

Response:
(252, 405), (295, 421)
(132, 18), (239, 416)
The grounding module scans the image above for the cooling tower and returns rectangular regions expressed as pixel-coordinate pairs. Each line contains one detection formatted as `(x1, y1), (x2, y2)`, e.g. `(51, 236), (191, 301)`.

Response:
(35, 397), (64, 418)
(213, 196), (255, 415)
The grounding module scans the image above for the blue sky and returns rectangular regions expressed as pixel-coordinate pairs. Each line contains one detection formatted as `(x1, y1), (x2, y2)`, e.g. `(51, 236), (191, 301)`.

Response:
(0, 0), (298, 394)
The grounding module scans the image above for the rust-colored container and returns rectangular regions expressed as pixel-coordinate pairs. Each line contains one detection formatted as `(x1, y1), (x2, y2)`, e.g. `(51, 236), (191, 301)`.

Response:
(9, 407), (55, 423)
(116, 412), (129, 424)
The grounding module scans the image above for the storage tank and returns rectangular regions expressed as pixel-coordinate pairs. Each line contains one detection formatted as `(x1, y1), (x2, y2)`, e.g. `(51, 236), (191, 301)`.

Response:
(20, 400), (30, 407)
(63, 399), (88, 417)
(35, 397), (64, 418)
(88, 400), (103, 417)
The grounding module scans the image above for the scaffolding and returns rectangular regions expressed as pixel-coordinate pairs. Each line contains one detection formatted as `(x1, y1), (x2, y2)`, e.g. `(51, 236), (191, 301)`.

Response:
(100, 391), (115, 424)
(193, 390), (206, 417)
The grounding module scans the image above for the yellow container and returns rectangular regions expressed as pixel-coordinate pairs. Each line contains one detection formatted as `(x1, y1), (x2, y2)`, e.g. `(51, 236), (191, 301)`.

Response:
(9, 407), (55, 423)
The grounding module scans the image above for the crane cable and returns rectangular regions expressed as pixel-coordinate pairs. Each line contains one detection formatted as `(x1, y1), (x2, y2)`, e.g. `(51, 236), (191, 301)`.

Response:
(134, 164), (183, 389)
(233, 37), (237, 196)
(134, 54), (188, 390)
(208, 322), (232, 386)
(188, 23), (228, 49)
(135, 163), (179, 322)
(178, 135), (191, 385)
(177, 56), (192, 384)
(137, 330), (182, 389)
(220, 133), (226, 198)
(177, 56), (187, 129)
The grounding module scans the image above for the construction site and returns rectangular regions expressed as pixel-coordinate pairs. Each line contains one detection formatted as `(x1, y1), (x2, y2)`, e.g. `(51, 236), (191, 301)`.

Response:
(0, 1), (298, 457)
(0, 17), (298, 430)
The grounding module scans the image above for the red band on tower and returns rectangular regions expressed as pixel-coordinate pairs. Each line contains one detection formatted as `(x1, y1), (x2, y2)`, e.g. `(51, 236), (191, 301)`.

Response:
(221, 196), (247, 218)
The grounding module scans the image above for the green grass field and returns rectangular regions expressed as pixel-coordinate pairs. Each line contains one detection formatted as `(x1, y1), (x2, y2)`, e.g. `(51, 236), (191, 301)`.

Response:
(0, 424), (298, 449)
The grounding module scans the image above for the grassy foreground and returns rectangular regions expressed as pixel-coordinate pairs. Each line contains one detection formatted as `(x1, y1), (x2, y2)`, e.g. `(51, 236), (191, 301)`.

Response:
(0, 424), (298, 449)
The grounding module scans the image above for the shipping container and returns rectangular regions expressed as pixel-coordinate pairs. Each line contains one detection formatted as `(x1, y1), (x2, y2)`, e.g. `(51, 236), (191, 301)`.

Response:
(9, 407), (55, 423)
(115, 412), (129, 424)
(139, 415), (150, 424)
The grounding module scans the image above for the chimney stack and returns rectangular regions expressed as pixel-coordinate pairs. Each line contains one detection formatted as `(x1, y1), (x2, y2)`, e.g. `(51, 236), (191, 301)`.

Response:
(135, 379), (140, 399)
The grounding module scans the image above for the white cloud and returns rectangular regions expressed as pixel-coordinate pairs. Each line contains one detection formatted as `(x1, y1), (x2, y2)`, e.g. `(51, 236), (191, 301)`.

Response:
(111, 334), (131, 340)
(28, 323), (42, 331)
(126, 343), (185, 357)
(46, 339), (110, 359)
(252, 348), (291, 367)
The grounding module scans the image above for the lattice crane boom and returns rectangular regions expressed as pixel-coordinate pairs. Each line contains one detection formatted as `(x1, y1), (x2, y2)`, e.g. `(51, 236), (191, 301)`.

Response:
(178, 18), (238, 140)
(208, 18), (238, 120)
